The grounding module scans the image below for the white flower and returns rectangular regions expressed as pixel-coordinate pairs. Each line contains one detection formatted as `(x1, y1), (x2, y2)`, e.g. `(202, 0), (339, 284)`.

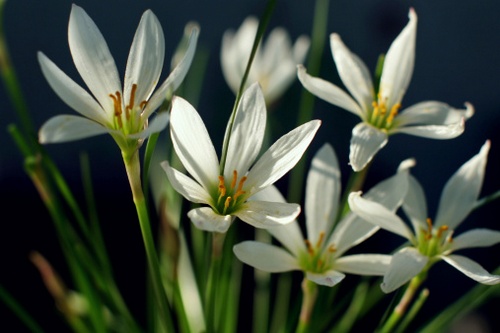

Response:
(297, 8), (473, 171)
(233, 144), (413, 287)
(221, 16), (310, 105)
(161, 83), (320, 233)
(38, 5), (199, 154)
(349, 141), (500, 293)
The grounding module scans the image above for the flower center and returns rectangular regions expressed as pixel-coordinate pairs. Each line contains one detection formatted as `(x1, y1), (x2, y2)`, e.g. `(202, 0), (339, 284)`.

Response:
(214, 170), (248, 215)
(109, 84), (148, 134)
(300, 231), (336, 273)
(368, 92), (401, 130)
(417, 218), (453, 257)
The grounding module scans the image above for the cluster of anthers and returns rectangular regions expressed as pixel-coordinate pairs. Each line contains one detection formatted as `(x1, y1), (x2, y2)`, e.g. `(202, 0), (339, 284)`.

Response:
(368, 92), (401, 130)
(300, 231), (337, 273)
(109, 84), (147, 134)
(215, 170), (248, 215)
(417, 218), (453, 257)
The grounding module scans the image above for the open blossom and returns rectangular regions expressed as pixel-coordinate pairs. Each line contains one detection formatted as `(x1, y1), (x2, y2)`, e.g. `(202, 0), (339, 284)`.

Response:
(38, 5), (198, 154)
(349, 141), (500, 293)
(298, 8), (473, 171)
(221, 16), (310, 105)
(233, 144), (413, 287)
(161, 83), (320, 233)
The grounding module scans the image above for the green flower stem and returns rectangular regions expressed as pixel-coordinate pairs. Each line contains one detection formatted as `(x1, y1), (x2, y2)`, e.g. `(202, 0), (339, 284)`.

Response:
(122, 149), (174, 332)
(204, 232), (226, 333)
(0, 283), (46, 333)
(270, 272), (293, 333)
(337, 162), (371, 222)
(253, 229), (272, 333)
(474, 189), (500, 210)
(330, 280), (369, 333)
(296, 278), (319, 333)
(395, 288), (429, 333)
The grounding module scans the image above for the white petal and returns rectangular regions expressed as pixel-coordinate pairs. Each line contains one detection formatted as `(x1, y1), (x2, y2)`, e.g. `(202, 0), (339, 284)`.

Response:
(124, 10), (165, 105)
(306, 270), (345, 287)
(68, 5), (121, 112)
(451, 229), (500, 252)
(223, 83), (266, 178)
(233, 241), (299, 272)
(39, 115), (109, 143)
(37, 52), (109, 125)
(402, 175), (429, 233)
(235, 201), (300, 229)
(305, 143), (341, 244)
(245, 120), (321, 193)
(395, 101), (474, 127)
(328, 213), (379, 256)
(293, 35), (310, 64)
(187, 207), (233, 233)
(220, 29), (244, 95)
(391, 120), (466, 139)
(349, 122), (388, 172)
(379, 8), (417, 109)
(169, 96), (219, 191)
(441, 255), (500, 285)
(381, 247), (428, 293)
(335, 254), (392, 276)
(330, 33), (374, 115)
(297, 65), (363, 117)
(348, 192), (414, 240)
(161, 161), (212, 205)
(435, 141), (490, 230)
(129, 112), (169, 140)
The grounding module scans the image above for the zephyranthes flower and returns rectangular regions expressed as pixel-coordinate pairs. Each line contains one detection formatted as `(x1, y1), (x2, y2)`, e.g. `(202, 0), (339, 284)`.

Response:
(221, 16), (310, 105)
(161, 83), (320, 233)
(297, 8), (473, 171)
(233, 143), (413, 286)
(38, 5), (198, 154)
(349, 141), (500, 293)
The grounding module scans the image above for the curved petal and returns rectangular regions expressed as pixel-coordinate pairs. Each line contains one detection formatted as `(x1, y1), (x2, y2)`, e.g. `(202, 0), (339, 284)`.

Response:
(293, 35), (311, 64)
(305, 143), (341, 244)
(330, 33), (374, 115)
(245, 120), (321, 194)
(39, 115), (109, 143)
(161, 161), (212, 205)
(328, 213), (379, 256)
(169, 96), (219, 191)
(450, 229), (500, 252)
(441, 255), (500, 285)
(402, 175), (428, 233)
(349, 122), (388, 172)
(129, 111), (169, 140)
(335, 254), (392, 276)
(297, 65), (363, 117)
(391, 119), (466, 139)
(124, 10), (165, 105)
(306, 270), (345, 287)
(37, 52), (109, 125)
(235, 201), (300, 229)
(68, 5), (121, 113)
(381, 247), (428, 293)
(435, 141), (490, 230)
(233, 241), (299, 272)
(395, 101), (474, 127)
(187, 207), (233, 233)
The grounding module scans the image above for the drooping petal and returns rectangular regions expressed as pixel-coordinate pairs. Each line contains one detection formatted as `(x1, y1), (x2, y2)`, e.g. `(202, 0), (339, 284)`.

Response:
(245, 120), (321, 194)
(235, 201), (300, 229)
(223, 83), (266, 179)
(37, 52), (109, 126)
(306, 270), (345, 287)
(402, 175), (429, 233)
(124, 10), (165, 106)
(297, 65), (364, 117)
(391, 120), (466, 139)
(381, 247), (428, 293)
(305, 143), (341, 244)
(349, 122), (388, 172)
(187, 207), (233, 233)
(169, 96), (219, 191)
(233, 241), (299, 272)
(330, 33), (374, 116)
(435, 141), (490, 230)
(335, 254), (392, 276)
(450, 229), (500, 252)
(39, 115), (109, 143)
(441, 255), (500, 285)
(161, 161), (212, 205)
(379, 8), (417, 109)
(68, 4), (121, 113)
(395, 101), (474, 127)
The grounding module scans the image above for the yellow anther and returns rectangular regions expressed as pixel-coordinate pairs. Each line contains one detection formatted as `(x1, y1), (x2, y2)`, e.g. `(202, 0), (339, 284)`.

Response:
(232, 176), (247, 201)
(231, 170), (238, 190)
(386, 103), (401, 126)
(445, 230), (454, 243)
(437, 225), (449, 238)
(218, 176), (226, 198)
(328, 244), (336, 253)
(223, 197), (232, 213)
(109, 91), (123, 128)
(125, 84), (138, 119)
(305, 240), (314, 255)
(315, 232), (325, 249)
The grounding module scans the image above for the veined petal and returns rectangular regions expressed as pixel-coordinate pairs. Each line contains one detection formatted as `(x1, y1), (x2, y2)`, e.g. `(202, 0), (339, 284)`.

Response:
(233, 241), (299, 272)
(297, 65), (364, 117)
(450, 229), (500, 252)
(305, 143), (341, 244)
(402, 175), (429, 233)
(335, 254), (392, 276)
(161, 161), (212, 205)
(235, 201), (300, 229)
(435, 141), (490, 230)
(223, 83), (266, 178)
(329, 213), (379, 256)
(37, 52), (109, 125)
(169, 96), (219, 190)
(187, 207), (233, 233)
(306, 270), (345, 287)
(330, 33), (374, 114)
(379, 8), (417, 109)
(245, 120), (321, 194)
(381, 247), (428, 293)
(68, 4), (121, 113)
(441, 255), (500, 285)
(39, 115), (109, 143)
(220, 30), (243, 95)
(348, 192), (414, 240)
(395, 101), (474, 127)
(391, 120), (466, 139)
(124, 10), (165, 105)
(129, 111), (169, 140)
(349, 122), (388, 172)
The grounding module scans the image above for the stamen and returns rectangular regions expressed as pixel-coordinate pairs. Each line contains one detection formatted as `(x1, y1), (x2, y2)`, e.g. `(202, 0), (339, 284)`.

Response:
(315, 232), (325, 249)
(232, 176), (247, 201)
(437, 225), (449, 238)
(425, 218), (433, 239)
(386, 103), (401, 126)
(231, 170), (238, 190)
(305, 240), (314, 255)
(328, 244), (336, 253)
(218, 176), (226, 198)
(445, 230), (454, 243)
(223, 197), (232, 214)
(109, 92), (123, 128)
(140, 101), (148, 109)
(125, 84), (138, 120)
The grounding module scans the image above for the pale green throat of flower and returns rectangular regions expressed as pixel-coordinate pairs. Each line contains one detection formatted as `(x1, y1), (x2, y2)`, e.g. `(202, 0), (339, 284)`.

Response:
(368, 91), (402, 130)
(299, 231), (337, 274)
(109, 83), (147, 134)
(214, 170), (248, 215)
(417, 218), (453, 258)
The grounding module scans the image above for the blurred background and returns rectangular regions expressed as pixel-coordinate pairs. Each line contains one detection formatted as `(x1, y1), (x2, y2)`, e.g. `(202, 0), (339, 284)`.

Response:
(0, 0), (499, 331)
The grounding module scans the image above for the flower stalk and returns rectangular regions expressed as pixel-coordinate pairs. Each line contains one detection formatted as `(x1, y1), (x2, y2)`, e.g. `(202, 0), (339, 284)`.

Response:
(296, 278), (319, 333)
